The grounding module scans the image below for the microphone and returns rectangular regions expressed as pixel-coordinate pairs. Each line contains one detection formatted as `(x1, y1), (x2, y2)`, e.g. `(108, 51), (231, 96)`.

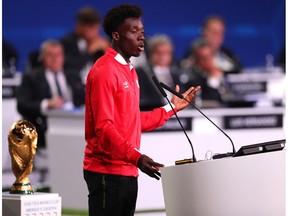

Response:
(159, 82), (236, 159)
(160, 82), (184, 99)
(152, 76), (197, 163)
(152, 76), (167, 97)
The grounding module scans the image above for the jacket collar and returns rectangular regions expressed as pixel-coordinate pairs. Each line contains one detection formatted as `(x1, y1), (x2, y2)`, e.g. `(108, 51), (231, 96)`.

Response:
(107, 47), (134, 70)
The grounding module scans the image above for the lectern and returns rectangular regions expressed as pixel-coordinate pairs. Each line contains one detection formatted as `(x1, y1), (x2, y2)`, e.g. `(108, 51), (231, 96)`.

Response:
(161, 150), (285, 216)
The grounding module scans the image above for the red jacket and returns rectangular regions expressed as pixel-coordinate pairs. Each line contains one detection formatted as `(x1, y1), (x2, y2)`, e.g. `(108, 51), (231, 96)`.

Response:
(84, 47), (175, 177)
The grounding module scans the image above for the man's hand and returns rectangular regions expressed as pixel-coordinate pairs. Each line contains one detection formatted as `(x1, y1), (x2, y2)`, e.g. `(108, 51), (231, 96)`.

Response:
(88, 38), (109, 54)
(172, 85), (201, 111)
(208, 68), (223, 78)
(47, 97), (64, 109)
(137, 155), (164, 180)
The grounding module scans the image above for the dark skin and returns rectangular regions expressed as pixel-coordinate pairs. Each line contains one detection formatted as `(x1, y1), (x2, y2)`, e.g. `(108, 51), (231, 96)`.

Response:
(110, 17), (201, 180)
(111, 17), (145, 62)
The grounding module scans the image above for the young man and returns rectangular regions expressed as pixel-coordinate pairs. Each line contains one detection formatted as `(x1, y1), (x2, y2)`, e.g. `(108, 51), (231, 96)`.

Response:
(83, 4), (201, 216)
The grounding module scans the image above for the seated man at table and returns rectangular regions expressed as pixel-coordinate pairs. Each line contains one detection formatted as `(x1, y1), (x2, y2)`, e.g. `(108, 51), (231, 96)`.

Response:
(186, 38), (229, 108)
(17, 39), (85, 182)
(16, 40), (85, 184)
(136, 34), (189, 110)
(182, 15), (241, 74)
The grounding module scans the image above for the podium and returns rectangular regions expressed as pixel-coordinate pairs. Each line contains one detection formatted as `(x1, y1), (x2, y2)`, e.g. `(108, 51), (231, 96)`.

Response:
(161, 150), (285, 216)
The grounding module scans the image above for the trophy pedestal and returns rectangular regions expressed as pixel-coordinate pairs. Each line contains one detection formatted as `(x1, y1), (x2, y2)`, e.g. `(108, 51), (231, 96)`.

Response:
(2, 192), (62, 216)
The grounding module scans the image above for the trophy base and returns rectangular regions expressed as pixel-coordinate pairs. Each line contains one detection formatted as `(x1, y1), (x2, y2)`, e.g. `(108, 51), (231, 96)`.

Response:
(10, 182), (34, 194)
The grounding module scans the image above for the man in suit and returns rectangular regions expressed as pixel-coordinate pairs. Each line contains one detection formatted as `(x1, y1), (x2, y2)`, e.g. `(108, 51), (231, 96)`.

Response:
(17, 39), (85, 150)
(182, 15), (241, 74)
(202, 15), (241, 73)
(186, 38), (228, 107)
(61, 6), (109, 83)
(136, 34), (189, 110)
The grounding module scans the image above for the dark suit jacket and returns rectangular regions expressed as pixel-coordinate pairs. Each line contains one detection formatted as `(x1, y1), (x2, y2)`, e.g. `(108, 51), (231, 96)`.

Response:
(184, 45), (242, 74)
(187, 65), (222, 103)
(220, 47), (242, 74)
(136, 63), (187, 111)
(61, 32), (104, 72)
(16, 66), (85, 148)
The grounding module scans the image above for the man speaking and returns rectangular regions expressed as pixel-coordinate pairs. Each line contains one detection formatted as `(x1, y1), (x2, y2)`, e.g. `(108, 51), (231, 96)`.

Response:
(83, 4), (201, 216)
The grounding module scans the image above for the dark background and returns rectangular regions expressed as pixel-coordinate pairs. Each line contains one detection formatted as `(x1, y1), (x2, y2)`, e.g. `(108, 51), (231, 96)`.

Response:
(3, 0), (285, 71)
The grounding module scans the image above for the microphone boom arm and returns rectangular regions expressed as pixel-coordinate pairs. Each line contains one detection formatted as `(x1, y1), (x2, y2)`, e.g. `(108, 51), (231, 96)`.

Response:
(160, 82), (236, 155)
(152, 76), (197, 162)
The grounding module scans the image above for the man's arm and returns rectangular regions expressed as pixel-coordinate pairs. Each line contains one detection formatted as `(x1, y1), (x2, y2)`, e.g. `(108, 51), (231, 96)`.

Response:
(140, 85), (201, 132)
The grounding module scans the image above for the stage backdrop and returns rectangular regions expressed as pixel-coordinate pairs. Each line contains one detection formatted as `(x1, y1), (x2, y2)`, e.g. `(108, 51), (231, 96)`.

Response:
(3, 0), (285, 71)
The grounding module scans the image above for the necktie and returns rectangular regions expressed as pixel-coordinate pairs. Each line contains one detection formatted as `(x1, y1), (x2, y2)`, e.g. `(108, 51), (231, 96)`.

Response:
(54, 73), (63, 97)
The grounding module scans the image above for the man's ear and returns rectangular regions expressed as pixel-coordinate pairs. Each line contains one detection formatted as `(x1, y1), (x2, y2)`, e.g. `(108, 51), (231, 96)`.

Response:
(112, 32), (119, 41)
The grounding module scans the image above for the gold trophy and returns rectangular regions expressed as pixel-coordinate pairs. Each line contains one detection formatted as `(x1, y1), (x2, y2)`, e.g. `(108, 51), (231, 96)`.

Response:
(8, 120), (38, 194)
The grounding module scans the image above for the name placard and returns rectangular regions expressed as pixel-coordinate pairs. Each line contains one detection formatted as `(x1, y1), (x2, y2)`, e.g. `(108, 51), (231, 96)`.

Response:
(224, 114), (283, 129)
(23, 198), (61, 214)
(229, 82), (266, 95)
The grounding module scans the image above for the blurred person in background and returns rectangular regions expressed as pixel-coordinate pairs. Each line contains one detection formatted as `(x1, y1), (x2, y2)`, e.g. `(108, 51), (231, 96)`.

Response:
(276, 46), (285, 71)
(61, 6), (109, 83)
(136, 34), (189, 110)
(17, 40), (85, 183)
(185, 38), (229, 107)
(2, 39), (18, 77)
(182, 15), (241, 74)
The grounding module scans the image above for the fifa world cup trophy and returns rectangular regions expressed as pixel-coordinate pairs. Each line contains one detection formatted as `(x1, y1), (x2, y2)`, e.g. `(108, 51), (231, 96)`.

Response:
(8, 120), (38, 194)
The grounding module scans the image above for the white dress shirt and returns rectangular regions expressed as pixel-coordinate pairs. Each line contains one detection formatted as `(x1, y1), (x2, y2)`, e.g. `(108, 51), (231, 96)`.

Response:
(153, 66), (174, 100)
(40, 69), (73, 114)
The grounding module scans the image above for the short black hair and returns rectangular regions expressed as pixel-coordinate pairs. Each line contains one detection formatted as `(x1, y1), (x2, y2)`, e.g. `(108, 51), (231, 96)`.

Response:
(76, 6), (101, 25)
(103, 4), (143, 38)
